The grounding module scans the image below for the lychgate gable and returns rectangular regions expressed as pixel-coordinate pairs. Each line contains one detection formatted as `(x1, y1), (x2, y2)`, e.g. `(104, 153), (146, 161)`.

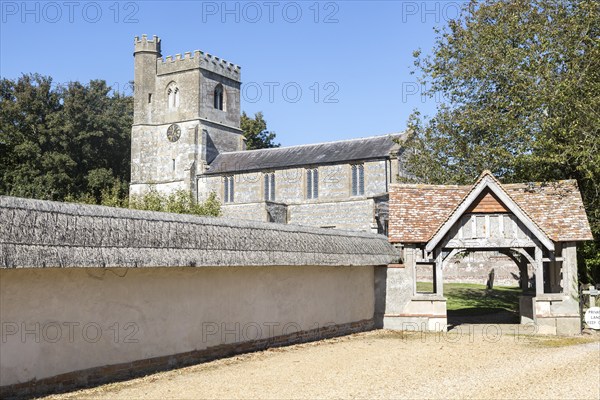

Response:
(425, 171), (554, 253)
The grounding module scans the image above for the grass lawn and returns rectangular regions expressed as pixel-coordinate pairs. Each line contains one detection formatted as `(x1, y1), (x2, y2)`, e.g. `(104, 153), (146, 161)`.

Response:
(417, 282), (522, 317)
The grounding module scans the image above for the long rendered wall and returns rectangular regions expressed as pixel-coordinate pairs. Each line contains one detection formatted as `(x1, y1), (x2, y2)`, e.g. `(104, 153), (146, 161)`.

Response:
(1, 266), (375, 394)
(0, 196), (398, 397)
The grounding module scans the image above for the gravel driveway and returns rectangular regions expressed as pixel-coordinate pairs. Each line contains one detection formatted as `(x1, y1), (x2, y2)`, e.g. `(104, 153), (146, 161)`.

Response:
(47, 328), (600, 400)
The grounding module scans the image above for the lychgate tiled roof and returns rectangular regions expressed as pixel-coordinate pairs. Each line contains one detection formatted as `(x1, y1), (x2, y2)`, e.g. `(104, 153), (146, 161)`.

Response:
(505, 181), (593, 242)
(204, 133), (405, 175)
(388, 185), (470, 243)
(388, 174), (593, 244)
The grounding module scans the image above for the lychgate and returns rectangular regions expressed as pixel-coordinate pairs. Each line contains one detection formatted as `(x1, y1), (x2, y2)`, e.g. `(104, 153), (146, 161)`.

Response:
(379, 171), (594, 335)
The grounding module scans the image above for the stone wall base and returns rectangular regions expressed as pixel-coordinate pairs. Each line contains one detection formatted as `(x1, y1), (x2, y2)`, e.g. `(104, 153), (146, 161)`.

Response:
(0, 319), (374, 400)
(535, 316), (581, 335)
(534, 295), (581, 335)
(383, 296), (448, 332)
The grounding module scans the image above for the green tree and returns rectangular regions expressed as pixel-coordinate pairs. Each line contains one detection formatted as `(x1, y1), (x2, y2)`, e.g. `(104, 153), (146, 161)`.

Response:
(240, 111), (280, 149)
(403, 0), (600, 282)
(0, 74), (68, 199)
(60, 80), (132, 201)
(0, 74), (132, 202)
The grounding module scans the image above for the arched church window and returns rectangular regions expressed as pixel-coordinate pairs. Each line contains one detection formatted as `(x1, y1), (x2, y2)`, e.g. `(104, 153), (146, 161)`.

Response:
(351, 164), (365, 196)
(214, 84), (225, 110)
(167, 82), (179, 110)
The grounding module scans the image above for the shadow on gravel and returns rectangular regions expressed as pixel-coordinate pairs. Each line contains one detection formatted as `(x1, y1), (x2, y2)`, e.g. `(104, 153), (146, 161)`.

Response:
(447, 309), (520, 328)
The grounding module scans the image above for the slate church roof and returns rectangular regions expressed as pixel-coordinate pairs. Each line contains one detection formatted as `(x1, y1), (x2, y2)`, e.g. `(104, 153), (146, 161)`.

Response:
(388, 171), (593, 244)
(204, 133), (406, 175)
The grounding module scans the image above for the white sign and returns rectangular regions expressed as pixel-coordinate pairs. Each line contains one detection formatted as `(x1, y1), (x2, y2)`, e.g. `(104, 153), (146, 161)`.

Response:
(588, 288), (600, 296)
(584, 307), (600, 330)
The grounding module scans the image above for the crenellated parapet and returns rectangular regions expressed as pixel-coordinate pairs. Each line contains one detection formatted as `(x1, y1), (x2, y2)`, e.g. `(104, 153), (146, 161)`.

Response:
(157, 50), (241, 82)
(133, 34), (161, 56)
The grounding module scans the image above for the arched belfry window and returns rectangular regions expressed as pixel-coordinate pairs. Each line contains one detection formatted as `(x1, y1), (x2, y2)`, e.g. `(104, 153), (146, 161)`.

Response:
(167, 82), (179, 110)
(214, 84), (224, 110)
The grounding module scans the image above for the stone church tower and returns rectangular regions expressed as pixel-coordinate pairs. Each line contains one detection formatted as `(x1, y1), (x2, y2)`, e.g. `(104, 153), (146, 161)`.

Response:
(129, 35), (244, 197)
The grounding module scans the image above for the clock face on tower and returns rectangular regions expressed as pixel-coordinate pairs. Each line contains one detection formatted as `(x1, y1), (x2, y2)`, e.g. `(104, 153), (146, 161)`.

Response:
(166, 124), (181, 142)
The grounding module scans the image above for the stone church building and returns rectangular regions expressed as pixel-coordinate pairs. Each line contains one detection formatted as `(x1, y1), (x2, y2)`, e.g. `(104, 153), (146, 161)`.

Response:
(129, 35), (406, 234)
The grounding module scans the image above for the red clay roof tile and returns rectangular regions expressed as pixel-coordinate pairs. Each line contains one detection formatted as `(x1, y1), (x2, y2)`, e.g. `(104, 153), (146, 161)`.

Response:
(389, 176), (593, 244)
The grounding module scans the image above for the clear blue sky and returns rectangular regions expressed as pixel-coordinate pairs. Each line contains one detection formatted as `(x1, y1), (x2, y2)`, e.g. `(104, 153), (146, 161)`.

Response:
(1, 1), (462, 146)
